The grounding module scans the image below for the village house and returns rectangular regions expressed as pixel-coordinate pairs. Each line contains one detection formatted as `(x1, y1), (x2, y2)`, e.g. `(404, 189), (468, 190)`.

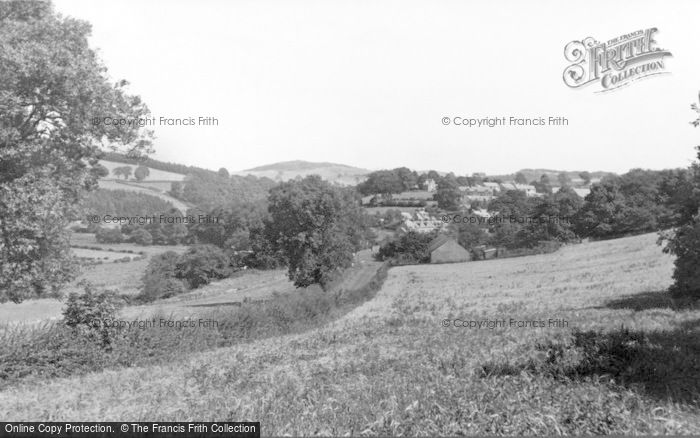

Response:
(514, 183), (538, 197)
(428, 235), (471, 263)
(421, 178), (437, 192)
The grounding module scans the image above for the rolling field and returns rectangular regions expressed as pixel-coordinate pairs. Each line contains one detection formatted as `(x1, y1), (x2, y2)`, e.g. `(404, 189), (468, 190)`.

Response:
(1, 233), (699, 434)
(96, 180), (190, 213)
(99, 160), (186, 182)
(0, 234), (189, 324)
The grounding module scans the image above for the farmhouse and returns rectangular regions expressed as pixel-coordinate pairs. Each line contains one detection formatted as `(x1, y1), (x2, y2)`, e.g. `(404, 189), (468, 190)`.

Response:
(428, 235), (471, 264)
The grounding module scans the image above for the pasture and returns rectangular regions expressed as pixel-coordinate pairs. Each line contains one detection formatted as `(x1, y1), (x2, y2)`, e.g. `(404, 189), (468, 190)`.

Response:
(1, 233), (698, 434)
(0, 234), (189, 324)
(99, 160), (186, 182)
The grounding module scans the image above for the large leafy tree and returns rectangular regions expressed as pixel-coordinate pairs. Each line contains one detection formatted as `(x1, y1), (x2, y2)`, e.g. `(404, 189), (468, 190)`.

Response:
(434, 173), (462, 210)
(487, 190), (538, 248)
(134, 165), (150, 181)
(519, 186), (583, 246)
(662, 94), (700, 298)
(264, 176), (367, 289)
(0, 1), (153, 302)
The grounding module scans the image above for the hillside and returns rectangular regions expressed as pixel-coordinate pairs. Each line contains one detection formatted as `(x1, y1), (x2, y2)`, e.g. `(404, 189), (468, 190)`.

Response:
(2, 233), (698, 434)
(96, 180), (190, 213)
(99, 160), (186, 182)
(235, 160), (370, 185)
(90, 160), (190, 213)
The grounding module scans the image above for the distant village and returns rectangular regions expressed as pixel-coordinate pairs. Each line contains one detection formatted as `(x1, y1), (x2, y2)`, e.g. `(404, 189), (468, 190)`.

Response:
(362, 175), (597, 236)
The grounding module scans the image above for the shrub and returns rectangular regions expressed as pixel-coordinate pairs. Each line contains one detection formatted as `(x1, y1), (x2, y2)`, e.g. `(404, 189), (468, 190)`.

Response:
(139, 251), (187, 302)
(175, 244), (233, 288)
(130, 228), (153, 245)
(95, 227), (123, 244)
(376, 231), (436, 264)
(62, 283), (123, 348)
(665, 218), (700, 299)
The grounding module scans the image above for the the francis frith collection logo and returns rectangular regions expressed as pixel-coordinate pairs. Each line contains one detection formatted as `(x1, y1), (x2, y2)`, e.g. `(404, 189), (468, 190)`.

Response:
(563, 28), (672, 92)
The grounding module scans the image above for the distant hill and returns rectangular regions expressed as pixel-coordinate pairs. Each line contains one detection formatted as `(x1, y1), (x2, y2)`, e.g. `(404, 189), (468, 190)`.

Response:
(235, 160), (370, 186)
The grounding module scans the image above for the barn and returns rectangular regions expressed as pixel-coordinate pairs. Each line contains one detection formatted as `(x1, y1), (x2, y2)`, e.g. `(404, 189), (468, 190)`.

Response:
(428, 235), (471, 264)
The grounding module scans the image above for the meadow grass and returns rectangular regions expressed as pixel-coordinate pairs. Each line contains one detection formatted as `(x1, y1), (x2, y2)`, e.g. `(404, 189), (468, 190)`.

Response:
(1, 233), (699, 435)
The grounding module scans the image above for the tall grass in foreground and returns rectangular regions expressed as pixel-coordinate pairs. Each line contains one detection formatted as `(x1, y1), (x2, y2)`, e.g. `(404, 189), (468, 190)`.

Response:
(0, 263), (389, 390)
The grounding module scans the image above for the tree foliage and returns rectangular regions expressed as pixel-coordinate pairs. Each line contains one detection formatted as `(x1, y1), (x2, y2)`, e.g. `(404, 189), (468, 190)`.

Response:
(112, 166), (132, 180)
(0, 1), (152, 302)
(187, 201), (267, 249)
(376, 231), (436, 264)
(514, 172), (528, 184)
(434, 174), (462, 210)
(134, 165), (150, 181)
(175, 244), (232, 289)
(264, 176), (368, 289)
(662, 95), (700, 298)
(575, 170), (673, 239)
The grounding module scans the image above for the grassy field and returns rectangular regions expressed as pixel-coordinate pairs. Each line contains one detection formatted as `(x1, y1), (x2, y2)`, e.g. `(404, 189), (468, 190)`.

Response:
(0, 234), (188, 324)
(69, 232), (189, 257)
(1, 233), (699, 434)
(99, 160), (186, 182)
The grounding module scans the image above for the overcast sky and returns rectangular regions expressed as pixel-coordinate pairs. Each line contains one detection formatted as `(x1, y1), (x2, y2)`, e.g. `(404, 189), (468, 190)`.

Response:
(54, 0), (700, 175)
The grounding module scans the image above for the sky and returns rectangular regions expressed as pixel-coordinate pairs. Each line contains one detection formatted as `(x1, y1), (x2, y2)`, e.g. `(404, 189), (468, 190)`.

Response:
(53, 0), (700, 175)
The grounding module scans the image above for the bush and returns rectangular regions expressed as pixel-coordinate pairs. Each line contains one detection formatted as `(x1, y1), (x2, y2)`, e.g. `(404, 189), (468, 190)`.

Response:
(95, 227), (123, 244)
(376, 231), (436, 264)
(139, 251), (187, 302)
(62, 283), (123, 348)
(130, 228), (153, 245)
(665, 218), (700, 299)
(175, 244), (233, 288)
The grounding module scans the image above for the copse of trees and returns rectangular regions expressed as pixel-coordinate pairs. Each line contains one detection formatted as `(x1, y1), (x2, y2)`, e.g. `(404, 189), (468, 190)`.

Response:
(112, 166), (133, 180)
(187, 201), (268, 250)
(92, 164), (109, 179)
(375, 231), (437, 264)
(138, 245), (234, 301)
(575, 169), (675, 239)
(358, 167), (448, 196)
(177, 172), (277, 211)
(357, 169), (409, 195)
(0, 1), (153, 303)
(518, 186), (583, 246)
